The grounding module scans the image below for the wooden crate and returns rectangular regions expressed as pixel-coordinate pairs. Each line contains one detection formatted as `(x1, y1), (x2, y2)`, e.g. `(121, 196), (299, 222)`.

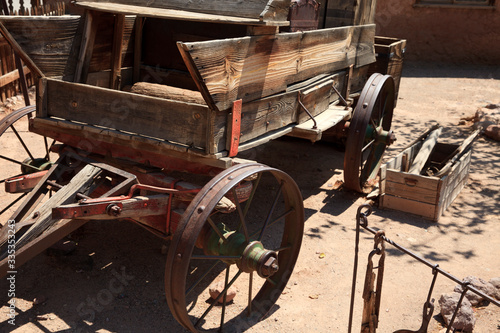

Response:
(379, 141), (472, 221)
(368, 36), (406, 105)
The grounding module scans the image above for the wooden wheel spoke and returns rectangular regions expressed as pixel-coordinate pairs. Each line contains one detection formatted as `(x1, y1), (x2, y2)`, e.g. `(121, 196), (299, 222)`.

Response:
(219, 265), (231, 331)
(243, 173), (261, 218)
(0, 192), (28, 215)
(0, 154), (39, 171)
(247, 271), (253, 316)
(250, 207), (294, 240)
(207, 216), (228, 243)
(195, 269), (243, 328)
(186, 261), (221, 297)
(257, 182), (283, 241)
(232, 187), (249, 242)
(10, 124), (35, 161)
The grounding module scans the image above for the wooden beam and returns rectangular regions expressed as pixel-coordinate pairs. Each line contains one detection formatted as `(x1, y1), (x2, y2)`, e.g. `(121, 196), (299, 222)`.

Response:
(74, 10), (99, 83)
(0, 66), (30, 87)
(178, 24), (375, 111)
(133, 16), (143, 83)
(75, 0), (291, 23)
(110, 14), (126, 89)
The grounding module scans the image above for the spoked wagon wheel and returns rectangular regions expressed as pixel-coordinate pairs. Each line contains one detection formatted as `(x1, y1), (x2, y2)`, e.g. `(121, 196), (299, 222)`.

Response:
(0, 106), (54, 220)
(344, 74), (396, 193)
(165, 163), (304, 332)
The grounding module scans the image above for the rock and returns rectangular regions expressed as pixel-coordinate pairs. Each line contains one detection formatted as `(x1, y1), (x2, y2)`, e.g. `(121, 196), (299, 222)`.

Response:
(485, 103), (499, 109)
(488, 277), (500, 300)
(454, 275), (498, 306)
(484, 124), (500, 141)
(439, 293), (475, 332)
(209, 281), (237, 303)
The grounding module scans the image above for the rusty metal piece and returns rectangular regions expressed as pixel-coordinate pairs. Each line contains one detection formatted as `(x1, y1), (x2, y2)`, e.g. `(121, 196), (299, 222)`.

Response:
(5, 171), (49, 193)
(344, 74), (395, 192)
(350, 203), (500, 333)
(228, 99), (242, 157)
(361, 231), (385, 333)
(298, 92), (318, 129)
(165, 163), (304, 333)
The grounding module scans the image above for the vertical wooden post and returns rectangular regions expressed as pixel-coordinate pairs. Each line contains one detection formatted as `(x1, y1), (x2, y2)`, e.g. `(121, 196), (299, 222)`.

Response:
(15, 55), (30, 106)
(110, 14), (125, 90)
(74, 10), (98, 83)
(133, 16), (144, 84)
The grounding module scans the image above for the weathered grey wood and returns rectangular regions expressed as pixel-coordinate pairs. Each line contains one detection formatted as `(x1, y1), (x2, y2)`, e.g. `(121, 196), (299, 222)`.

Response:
(408, 127), (442, 175)
(15, 164), (102, 249)
(45, 78), (209, 149)
(75, 10), (98, 83)
(354, 0), (376, 25)
(0, 20), (44, 78)
(110, 14), (126, 89)
(288, 104), (350, 142)
(380, 195), (437, 220)
(30, 117), (233, 170)
(210, 71), (346, 152)
(178, 24), (375, 111)
(0, 16), (81, 79)
(133, 16), (144, 83)
(130, 82), (206, 104)
(434, 129), (479, 177)
(0, 65), (30, 87)
(75, 1), (290, 25)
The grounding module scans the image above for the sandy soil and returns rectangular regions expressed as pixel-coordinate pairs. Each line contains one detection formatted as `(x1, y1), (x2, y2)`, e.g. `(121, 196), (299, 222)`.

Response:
(0, 61), (499, 333)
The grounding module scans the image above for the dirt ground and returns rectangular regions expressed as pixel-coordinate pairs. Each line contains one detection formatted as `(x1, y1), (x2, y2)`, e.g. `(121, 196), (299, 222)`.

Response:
(0, 61), (499, 333)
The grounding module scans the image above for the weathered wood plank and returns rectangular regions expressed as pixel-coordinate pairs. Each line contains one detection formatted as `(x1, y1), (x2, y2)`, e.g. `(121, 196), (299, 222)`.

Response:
(0, 66), (30, 87)
(379, 195), (437, 220)
(0, 20), (44, 78)
(75, 1), (290, 25)
(408, 127), (442, 175)
(110, 14), (126, 89)
(0, 16), (81, 79)
(288, 104), (350, 142)
(210, 71), (346, 152)
(386, 170), (439, 192)
(178, 24), (375, 111)
(45, 78), (209, 149)
(130, 82), (205, 105)
(75, 11), (98, 83)
(30, 117), (232, 171)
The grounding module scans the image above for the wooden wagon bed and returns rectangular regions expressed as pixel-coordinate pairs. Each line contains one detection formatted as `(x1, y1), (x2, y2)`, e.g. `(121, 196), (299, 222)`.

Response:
(0, 0), (377, 172)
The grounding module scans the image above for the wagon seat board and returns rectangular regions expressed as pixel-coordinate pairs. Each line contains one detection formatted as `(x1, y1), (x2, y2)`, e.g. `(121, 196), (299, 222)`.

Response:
(1, 0), (376, 166)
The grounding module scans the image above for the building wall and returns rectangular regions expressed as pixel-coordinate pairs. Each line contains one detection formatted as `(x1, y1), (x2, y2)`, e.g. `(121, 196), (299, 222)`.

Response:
(374, 0), (500, 64)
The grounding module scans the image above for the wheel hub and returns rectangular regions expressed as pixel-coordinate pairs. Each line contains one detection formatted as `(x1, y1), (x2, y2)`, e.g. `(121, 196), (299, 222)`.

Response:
(201, 224), (279, 278)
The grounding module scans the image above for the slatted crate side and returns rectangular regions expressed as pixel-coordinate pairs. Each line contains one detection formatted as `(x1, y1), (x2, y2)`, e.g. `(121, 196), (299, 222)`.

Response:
(380, 141), (473, 221)
(41, 78), (211, 151)
(436, 149), (472, 219)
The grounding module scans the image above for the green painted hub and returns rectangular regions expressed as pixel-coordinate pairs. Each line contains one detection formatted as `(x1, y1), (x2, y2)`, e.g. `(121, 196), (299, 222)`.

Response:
(204, 224), (278, 277)
(21, 158), (52, 174)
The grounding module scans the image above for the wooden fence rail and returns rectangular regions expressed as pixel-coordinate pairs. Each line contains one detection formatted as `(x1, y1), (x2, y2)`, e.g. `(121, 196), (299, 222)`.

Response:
(0, 1), (66, 103)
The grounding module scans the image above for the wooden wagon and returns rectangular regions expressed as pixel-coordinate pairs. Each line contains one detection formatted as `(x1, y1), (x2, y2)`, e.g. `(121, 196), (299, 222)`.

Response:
(0, 0), (399, 331)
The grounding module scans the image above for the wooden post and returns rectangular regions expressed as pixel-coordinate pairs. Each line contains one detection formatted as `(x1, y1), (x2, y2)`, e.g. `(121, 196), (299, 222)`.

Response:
(408, 127), (442, 175)
(110, 14), (125, 90)
(133, 16), (144, 84)
(74, 10), (98, 83)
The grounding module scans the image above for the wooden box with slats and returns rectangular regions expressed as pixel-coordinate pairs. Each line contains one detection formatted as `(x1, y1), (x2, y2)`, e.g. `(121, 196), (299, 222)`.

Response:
(379, 141), (472, 221)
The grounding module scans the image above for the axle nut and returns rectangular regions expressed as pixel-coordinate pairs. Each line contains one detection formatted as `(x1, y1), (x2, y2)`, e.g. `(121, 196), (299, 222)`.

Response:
(260, 256), (279, 278)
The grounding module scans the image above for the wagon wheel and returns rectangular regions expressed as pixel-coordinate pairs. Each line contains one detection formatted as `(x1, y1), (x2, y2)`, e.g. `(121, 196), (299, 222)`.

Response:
(0, 106), (54, 221)
(165, 163), (304, 332)
(344, 74), (396, 193)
